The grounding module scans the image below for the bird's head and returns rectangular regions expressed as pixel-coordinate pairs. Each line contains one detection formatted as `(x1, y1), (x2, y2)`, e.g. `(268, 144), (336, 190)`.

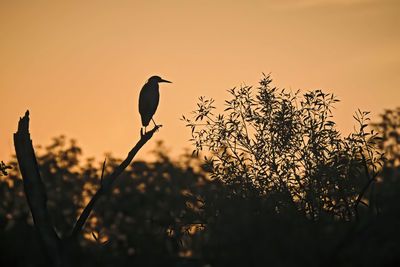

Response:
(148, 76), (172, 84)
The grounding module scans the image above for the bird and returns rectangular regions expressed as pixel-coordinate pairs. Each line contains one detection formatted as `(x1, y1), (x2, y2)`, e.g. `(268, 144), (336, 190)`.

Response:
(139, 75), (172, 133)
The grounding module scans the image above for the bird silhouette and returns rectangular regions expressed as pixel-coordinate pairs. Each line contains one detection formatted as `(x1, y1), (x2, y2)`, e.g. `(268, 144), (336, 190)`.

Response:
(139, 76), (172, 133)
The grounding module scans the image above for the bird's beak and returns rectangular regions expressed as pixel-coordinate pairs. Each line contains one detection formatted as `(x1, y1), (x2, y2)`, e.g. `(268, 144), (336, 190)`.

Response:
(160, 79), (172, 83)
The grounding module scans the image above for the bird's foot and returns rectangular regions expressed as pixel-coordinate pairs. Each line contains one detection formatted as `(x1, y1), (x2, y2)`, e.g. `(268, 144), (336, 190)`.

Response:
(140, 125), (162, 138)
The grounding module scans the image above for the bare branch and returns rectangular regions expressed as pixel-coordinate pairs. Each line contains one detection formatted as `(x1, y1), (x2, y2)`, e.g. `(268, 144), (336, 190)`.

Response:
(70, 125), (161, 238)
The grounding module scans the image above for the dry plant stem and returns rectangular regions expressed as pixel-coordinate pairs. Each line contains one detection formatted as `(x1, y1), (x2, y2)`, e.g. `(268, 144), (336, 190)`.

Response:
(14, 110), (63, 267)
(70, 125), (161, 238)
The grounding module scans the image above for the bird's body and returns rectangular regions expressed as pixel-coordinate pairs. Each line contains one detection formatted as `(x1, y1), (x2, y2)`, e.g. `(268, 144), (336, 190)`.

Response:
(139, 80), (160, 127)
(138, 76), (171, 131)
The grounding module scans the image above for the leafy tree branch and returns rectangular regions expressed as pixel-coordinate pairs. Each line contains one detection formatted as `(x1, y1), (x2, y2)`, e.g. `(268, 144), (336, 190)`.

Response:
(183, 74), (384, 220)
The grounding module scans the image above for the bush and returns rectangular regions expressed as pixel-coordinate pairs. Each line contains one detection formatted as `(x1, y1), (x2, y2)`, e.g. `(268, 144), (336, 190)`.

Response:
(183, 74), (383, 221)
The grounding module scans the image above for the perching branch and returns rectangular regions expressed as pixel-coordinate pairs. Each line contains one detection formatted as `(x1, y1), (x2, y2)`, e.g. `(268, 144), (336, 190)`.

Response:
(70, 125), (162, 238)
(14, 110), (161, 266)
(13, 110), (63, 267)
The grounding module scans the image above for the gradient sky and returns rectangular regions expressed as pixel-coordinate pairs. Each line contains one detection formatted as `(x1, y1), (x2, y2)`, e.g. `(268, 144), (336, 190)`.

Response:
(1, 0), (399, 162)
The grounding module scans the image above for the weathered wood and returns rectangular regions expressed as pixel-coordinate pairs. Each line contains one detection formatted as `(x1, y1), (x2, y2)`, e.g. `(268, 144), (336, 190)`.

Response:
(14, 110), (63, 267)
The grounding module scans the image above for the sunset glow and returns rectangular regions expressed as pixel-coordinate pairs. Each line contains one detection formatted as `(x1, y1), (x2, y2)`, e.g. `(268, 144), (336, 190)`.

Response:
(1, 0), (399, 161)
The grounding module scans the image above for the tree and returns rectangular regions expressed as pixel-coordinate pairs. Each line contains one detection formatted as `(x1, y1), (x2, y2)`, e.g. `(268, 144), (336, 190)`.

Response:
(3, 83), (400, 266)
(372, 107), (400, 167)
(181, 75), (400, 266)
(13, 110), (162, 266)
(371, 108), (400, 217)
(1, 136), (220, 266)
(183, 74), (383, 221)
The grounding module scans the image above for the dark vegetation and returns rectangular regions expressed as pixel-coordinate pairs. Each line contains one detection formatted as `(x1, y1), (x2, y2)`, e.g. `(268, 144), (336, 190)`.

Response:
(1, 76), (400, 266)
(0, 161), (11, 176)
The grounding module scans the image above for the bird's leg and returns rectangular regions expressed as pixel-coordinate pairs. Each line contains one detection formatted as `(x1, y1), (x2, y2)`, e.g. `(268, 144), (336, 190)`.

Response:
(140, 127), (147, 136)
(151, 118), (158, 127)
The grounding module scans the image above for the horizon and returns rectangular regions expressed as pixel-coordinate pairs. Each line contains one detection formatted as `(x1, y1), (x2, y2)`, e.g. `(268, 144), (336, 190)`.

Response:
(1, 0), (399, 162)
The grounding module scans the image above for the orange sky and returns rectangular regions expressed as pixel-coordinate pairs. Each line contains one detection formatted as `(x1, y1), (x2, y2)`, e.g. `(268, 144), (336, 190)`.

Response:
(1, 0), (399, 162)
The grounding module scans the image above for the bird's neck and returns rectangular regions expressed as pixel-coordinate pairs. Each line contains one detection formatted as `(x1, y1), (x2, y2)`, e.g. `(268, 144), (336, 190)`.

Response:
(149, 81), (159, 89)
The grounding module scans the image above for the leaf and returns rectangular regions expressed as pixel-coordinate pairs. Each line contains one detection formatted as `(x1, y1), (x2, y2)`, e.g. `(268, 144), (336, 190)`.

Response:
(360, 124), (368, 131)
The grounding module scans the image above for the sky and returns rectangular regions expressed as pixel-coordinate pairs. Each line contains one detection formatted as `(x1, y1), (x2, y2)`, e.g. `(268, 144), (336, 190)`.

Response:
(1, 0), (399, 162)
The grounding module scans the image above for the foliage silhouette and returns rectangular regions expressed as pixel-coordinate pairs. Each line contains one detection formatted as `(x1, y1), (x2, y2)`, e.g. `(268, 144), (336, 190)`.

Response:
(2, 126), (400, 266)
(183, 74), (383, 221)
(372, 107), (400, 167)
(0, 161), (12, 176)
(2, 77), (400, 266)
(181, 75), (400, 266)
(1, 137), (222, 266)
